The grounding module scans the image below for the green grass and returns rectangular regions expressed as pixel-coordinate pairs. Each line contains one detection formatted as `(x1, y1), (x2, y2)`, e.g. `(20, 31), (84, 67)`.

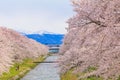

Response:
(80, 75), (103, 80)
(61, 70), (78, 80)
(61, 71), (103, 80)
(61, 66), (103, 80)
(117, 75), (120, 80)
(0, 55), (46, 80)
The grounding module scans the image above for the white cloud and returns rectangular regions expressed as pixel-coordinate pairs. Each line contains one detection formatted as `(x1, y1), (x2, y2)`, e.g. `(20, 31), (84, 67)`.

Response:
(0, 0), (74, 34)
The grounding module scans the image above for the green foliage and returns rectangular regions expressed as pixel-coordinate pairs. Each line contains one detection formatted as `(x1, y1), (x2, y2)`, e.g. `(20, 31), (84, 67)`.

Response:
(83, 66), (97, 73)
(81, 75), (103, 80)
(0, 56), (46, 80)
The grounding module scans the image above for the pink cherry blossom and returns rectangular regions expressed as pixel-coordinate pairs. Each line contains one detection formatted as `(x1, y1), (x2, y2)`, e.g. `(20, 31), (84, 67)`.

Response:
(59, 0), (120, 79)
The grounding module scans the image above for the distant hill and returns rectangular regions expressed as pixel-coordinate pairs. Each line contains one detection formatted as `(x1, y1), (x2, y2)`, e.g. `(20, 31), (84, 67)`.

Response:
(24, 31), (64, 45)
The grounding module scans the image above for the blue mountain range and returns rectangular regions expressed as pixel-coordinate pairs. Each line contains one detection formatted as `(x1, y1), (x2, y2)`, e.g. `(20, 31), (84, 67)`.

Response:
(24, 32), (64, 45)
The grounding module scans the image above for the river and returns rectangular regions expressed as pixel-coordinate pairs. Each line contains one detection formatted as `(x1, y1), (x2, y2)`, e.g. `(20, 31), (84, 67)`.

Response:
(21, 55), (60, 80)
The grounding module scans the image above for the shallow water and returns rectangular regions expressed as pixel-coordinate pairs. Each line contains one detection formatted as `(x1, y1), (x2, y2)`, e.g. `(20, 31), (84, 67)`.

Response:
(21, 55), (60, 80)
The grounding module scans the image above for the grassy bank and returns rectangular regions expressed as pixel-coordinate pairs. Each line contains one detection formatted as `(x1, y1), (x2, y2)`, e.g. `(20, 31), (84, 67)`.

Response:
(61, 70), (78, 80)
(61, 66), (103, 80)
(61, 71), (103, 80)
(61, 70), (120, 80)
(0, 55), (47, 80)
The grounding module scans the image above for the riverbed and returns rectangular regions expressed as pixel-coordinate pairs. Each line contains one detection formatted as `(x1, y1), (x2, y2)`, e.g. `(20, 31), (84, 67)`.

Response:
(21, 55), (60, 80)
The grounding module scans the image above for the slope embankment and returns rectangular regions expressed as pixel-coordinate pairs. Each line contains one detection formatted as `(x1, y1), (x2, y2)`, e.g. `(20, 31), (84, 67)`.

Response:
(59, 0), (120, 80)
(0, 27), (48, 76)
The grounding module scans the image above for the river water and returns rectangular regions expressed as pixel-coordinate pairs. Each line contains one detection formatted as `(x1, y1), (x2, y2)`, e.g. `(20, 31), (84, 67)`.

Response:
(21, 55), (60, 80)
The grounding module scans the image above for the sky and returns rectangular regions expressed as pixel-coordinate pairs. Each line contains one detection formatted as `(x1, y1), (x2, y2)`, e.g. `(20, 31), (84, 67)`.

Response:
(0, 0), (74, 34)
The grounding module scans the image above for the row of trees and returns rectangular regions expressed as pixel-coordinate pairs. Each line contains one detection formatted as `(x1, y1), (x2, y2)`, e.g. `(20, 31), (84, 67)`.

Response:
(59, 0), (120, 79)
(0, 27), (48, 75)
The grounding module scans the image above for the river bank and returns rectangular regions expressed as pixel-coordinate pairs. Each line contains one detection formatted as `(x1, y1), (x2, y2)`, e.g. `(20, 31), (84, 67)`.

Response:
(21, 55), (60, 80)
(0, 55), (47, 80)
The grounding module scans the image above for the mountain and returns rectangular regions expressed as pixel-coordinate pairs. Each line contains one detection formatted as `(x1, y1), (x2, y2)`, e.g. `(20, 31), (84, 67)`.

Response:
(0, 27), (48, 75)
(32, 30), (56, 35)
(24, 31), (64, 45)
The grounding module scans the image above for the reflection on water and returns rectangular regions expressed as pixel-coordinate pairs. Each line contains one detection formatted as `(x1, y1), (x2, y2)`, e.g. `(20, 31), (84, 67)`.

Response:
(21, 55), (60, 80)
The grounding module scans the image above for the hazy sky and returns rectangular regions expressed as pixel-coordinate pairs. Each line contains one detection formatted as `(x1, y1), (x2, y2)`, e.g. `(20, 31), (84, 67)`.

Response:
(0, 0), (74, 34)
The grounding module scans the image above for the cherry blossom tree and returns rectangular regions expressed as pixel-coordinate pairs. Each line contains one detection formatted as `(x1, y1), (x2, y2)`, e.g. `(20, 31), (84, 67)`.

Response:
(59, 0), (120, 79)
(0, 27), (48, 75)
